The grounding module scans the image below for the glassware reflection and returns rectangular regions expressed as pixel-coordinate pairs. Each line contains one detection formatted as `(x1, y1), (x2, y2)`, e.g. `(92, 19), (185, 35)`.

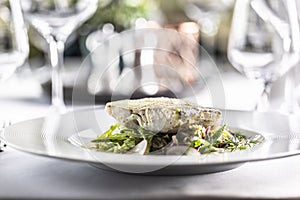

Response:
(228, 0), (300, 111)
(0, 0), (28, 82)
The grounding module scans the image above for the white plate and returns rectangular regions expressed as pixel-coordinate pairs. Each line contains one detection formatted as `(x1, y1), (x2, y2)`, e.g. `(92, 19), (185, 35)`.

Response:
(1, 107), (300, 175)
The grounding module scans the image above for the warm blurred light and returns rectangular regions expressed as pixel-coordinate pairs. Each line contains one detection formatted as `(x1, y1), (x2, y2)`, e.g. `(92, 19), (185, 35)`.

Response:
(146, 20), (160, 29)
(179, 22), (200, 41)
(179, 22), (199, 34)
(163, 22), (200, 42)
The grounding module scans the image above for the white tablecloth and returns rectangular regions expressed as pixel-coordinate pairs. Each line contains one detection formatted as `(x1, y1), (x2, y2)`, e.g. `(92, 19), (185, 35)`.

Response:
(1, 73), (300, 199)
(1, 147), (300, 199)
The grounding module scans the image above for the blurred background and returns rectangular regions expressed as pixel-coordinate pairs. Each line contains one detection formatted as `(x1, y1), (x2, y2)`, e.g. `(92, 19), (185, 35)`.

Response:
(27, 0), (233, 63)
(26, 0), (236, 103)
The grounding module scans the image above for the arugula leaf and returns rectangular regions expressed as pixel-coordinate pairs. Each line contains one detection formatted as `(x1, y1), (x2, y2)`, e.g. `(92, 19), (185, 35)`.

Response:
(209, 124), (226, 144)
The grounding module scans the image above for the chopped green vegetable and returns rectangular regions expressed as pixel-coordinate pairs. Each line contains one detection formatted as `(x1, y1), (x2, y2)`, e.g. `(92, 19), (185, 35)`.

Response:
(88, 124), (143, 153)
(208, 124), (226, 144)
(99, 123), (120, 138)
(86, 123), (262, 155)
(190, 125), (261, 153)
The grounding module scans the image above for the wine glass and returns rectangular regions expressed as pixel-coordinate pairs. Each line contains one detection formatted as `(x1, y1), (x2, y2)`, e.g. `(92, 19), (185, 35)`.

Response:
(228, 0), (300, 111)
(0, 0), (28, 152)
(0, 0), (29, 82)
(21, 0), (98, 113)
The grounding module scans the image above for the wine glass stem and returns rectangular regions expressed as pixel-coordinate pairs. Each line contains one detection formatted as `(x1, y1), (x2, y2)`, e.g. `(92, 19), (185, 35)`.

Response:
(47, 35), (66, 113)
(256, 81), (272, 112)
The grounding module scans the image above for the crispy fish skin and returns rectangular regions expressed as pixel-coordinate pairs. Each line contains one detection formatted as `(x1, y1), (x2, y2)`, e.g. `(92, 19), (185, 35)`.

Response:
(105, 97), (222, 133)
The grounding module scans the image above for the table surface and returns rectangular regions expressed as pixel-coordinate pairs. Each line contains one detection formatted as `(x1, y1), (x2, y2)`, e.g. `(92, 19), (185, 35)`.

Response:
(1, 73), (300, 199)
(2, 147), (300, 200)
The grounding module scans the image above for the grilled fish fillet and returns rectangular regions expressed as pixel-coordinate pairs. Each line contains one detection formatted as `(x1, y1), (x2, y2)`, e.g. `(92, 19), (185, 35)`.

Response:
(105, 97), (222, 133)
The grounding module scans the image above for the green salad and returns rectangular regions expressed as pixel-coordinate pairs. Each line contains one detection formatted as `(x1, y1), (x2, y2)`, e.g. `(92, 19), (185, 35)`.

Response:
(86, 123), (262, 155)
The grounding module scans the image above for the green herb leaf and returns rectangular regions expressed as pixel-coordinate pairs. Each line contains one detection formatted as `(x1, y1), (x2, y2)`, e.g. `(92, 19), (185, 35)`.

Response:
(98, 123), (120, 139)
(209, 124), (226, 144)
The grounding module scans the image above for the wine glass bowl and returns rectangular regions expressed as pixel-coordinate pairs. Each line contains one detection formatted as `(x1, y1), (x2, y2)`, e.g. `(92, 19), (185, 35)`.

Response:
(228, 0), (300, 111)
(21, 0), (98, 42)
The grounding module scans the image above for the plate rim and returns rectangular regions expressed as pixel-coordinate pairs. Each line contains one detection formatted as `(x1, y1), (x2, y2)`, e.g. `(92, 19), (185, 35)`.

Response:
(1, 108), (300, 168)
